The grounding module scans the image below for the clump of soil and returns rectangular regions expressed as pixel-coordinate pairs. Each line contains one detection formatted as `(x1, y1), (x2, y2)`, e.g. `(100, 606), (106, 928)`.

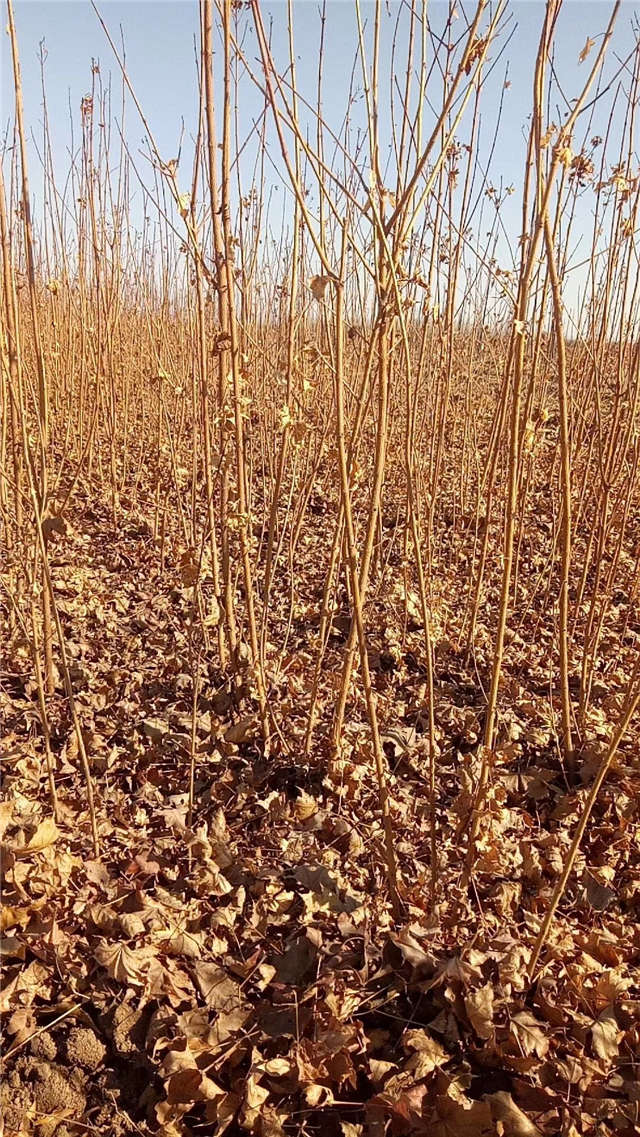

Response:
(65, 1027), (106, 1071)
(3, 1011), (158, 1137)
(1, 1056), (87, 1136)
(31, 1061), (86, 1116)
(1, 1072), (32, 1134)
(30, 1033), (57, 1062)
(107, 999), (151, 1061)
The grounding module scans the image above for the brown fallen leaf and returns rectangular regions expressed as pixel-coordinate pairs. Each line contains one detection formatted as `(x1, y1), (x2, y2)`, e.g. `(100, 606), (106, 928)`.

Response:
(304, 1084), (334, 1107)
(341, 1124), (363, 1137)
(0, 801), (14, 840)
(403, 1028), (449, 1077)
(591, 1005), (621, 1062)
(486, 1091), (542, 1135)
(295, 790), (318, 820)
(94, 941), (150, 985)
(464, 982), (495, 1039)
(510, 1010), (549, 1058)
(194, 962), (243, 1012)
(9, 817), (60, 857)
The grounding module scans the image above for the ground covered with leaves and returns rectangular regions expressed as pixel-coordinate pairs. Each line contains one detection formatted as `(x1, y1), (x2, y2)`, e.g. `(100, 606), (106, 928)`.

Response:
(2, 483), (640, 1137)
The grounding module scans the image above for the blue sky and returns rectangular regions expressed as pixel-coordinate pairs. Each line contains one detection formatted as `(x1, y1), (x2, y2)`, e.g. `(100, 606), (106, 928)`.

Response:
(2, 1), (638, 314)
(4, 3), (636, 166)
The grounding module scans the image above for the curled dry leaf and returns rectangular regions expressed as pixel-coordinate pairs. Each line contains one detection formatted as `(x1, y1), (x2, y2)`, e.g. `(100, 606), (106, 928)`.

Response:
(263, 1057), (293, 1077)
(294, 790), (318, 821)
(579, 36), (596, 63)
(310, 275), (333, 302)
(304, 1083), (334, 1107)
(42, 514), (68, 542)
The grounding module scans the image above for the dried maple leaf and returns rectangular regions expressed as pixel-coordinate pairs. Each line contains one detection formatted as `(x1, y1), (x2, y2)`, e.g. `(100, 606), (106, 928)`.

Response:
(591, 1005), (620, 1062)
(464, 983), (495, 1039)
(94, 941), (149, 985)
(486, 1091), (542, 1135)
(510, 1011), (549, 1058)
(9, 817), (60, 857)
(194, 962), (243, 1012)
(426, 1083), (494, 1135)
(0, 801), (14, 840)
(304, 1084), (334, 1106)
(240, 1072), (270, 1129)
(403, 1028), (449, 1077)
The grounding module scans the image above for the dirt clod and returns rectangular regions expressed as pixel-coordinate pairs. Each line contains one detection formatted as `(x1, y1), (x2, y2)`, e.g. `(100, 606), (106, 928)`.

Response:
(65, 1026), (106, 1071)
(30, 1032), (58, 1061)
(108, 1000), (149, 1060)
(31, 1062), (86, 1118)
(0, 1078), (31, 1135)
